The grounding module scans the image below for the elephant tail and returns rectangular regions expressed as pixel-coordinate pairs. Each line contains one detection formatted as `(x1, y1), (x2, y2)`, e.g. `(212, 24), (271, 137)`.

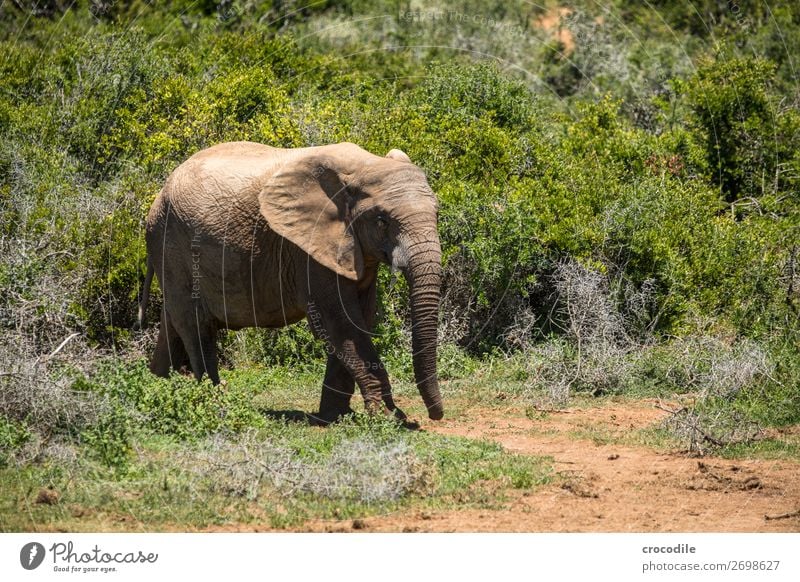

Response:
(134, 259), (154, 331)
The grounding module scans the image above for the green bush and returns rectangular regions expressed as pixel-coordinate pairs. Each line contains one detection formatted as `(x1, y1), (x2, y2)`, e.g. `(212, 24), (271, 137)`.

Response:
(76, 360), (265, 440)
(220, 325), (326, 370)
(679, 55), (800, 203)
(80, 404), (134, 472)
(0, 418), (30, 467)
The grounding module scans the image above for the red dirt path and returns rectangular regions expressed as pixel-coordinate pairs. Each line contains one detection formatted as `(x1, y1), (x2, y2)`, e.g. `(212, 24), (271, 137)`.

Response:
(300, 400), (800, 532)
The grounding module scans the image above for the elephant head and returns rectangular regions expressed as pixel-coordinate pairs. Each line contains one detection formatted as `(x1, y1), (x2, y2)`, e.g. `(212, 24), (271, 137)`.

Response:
(258, 143), (444, 420)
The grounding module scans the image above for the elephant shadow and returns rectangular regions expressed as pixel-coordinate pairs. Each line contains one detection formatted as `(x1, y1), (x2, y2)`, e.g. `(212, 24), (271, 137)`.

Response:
(261, 409), (314, 424)
(260, 409), (421, 430)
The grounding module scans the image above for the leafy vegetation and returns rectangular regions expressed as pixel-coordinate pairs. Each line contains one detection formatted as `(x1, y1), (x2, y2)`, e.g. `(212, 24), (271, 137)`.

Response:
(0, 370), (551, 531)
(1, 1), (799, 530)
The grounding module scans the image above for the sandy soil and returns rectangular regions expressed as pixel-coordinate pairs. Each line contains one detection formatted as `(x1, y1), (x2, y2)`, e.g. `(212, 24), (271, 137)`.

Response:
(534, 7), (576, 55)
(297, 400), (800, 533)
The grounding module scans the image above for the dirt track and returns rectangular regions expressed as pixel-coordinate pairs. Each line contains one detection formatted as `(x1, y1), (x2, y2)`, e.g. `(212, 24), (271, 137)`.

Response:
(303, 400), (800, 532)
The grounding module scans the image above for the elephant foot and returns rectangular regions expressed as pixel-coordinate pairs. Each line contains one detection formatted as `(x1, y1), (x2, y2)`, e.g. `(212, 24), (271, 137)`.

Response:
(392, 408), (420, 431)
(310, 404), (418, 430)
(367, 401), (420, 430)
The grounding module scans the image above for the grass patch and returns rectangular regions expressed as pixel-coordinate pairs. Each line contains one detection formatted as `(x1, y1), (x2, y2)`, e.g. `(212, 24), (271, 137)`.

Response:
(1, 349), (795, 532)
(716, 439), (800, 461)
(0, 413), (551, 532)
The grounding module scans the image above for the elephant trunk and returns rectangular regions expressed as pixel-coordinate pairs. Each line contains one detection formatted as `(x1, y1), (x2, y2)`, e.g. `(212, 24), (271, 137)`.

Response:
(403, 240), (444, 420)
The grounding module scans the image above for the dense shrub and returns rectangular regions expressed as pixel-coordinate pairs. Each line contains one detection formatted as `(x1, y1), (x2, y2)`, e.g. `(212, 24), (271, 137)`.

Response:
(74, 360), (266, 440)
(679, 56), (800, 203)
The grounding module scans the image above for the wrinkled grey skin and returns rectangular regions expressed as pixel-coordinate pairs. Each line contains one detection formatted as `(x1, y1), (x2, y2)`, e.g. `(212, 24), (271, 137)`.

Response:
(138, 141), (444, 423)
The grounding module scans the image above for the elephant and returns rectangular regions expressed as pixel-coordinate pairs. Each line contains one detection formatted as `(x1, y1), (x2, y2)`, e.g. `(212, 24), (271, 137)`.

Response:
(137, 141), (444, 424)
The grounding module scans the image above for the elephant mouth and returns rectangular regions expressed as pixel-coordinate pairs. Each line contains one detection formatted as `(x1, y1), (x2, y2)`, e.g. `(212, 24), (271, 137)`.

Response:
(389, 244), (409, 272)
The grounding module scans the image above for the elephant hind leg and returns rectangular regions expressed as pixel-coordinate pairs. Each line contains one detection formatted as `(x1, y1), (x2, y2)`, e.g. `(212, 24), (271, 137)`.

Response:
(150, 309), (190, 378)
(173, 306), (220, 385)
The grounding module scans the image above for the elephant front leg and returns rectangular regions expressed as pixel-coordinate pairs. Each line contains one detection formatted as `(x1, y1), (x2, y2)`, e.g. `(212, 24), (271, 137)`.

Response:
(306, 294), (406, 423)
(336, 337), (397, 416)
(310, 354), (356, 426)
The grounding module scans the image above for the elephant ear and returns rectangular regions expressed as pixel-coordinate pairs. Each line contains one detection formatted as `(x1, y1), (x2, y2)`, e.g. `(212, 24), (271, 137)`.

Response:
(385, 148), (412, 163)
(259, 155), (364, 281)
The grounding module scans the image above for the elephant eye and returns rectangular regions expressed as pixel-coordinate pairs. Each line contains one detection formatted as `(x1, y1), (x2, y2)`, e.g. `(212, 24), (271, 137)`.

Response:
(376, 214), (388, 229)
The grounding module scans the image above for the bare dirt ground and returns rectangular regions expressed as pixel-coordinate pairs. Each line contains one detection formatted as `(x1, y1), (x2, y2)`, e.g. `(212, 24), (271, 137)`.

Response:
(299, 400), (800, 533)
(534, 6), (576, 55)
